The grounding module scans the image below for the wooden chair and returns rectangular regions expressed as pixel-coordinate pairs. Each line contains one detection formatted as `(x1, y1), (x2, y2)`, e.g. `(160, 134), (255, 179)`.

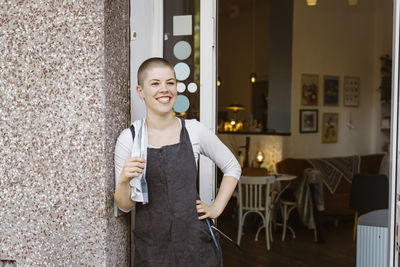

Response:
(349, 173), (388, 241)
(237, 175), (275, 250)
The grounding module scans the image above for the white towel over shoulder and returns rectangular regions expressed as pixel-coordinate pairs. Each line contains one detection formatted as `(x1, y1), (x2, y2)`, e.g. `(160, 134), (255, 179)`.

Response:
(130, 118), (149, 204)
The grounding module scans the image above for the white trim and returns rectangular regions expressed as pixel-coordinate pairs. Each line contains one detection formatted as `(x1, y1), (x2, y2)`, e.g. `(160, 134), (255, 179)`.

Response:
(389, 0), (399, 265)
(152, 0), (163, 58)
(199, 0), (217, 205)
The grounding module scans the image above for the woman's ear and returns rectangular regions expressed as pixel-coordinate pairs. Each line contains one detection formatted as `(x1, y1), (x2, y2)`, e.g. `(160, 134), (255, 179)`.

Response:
(136, 85), (144, 100)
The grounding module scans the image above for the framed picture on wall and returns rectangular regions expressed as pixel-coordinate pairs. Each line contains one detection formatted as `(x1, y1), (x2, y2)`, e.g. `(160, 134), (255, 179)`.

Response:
(322, 112), (339, 143)
(299, 109), (318, 133)
(323, 75), (339, 106)
(343, 76), (360, 107)
(301, 74), (319, 106)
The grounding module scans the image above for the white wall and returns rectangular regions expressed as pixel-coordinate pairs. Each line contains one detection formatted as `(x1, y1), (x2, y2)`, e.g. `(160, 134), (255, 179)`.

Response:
(284, 0), (393, 159)
(219, 133), (283, 172)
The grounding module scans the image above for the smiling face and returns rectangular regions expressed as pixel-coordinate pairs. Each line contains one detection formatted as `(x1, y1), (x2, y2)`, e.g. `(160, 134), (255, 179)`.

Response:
(137, 65), (177, 117)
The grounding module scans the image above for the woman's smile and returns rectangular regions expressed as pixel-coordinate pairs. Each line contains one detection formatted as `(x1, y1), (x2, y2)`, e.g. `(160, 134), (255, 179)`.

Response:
(156, 96), (172, 104)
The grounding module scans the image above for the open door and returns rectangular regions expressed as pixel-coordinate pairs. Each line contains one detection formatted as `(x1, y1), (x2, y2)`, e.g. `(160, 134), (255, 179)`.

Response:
(130, 0), (217, 205)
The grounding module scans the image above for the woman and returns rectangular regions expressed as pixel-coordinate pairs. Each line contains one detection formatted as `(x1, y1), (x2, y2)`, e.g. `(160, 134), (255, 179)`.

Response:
(114, 57), (241, 266)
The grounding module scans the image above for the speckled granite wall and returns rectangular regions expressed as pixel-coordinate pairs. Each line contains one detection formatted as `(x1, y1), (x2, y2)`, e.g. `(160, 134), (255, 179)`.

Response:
(104, 0), (131, 266)
(0, 1), (130, 266)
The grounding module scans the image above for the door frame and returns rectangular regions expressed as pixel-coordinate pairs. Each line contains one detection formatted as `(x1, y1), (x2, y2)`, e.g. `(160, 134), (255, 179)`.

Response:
(199, 0), (218, 205)
(389, 0), (399, 265)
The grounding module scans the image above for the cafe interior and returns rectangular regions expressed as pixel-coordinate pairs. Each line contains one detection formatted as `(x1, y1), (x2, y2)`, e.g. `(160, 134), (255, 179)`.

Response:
(215, 0), (393, 266)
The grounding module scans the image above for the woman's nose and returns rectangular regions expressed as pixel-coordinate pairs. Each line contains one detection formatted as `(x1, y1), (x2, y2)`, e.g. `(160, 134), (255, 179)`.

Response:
(159, 82), (168, 92)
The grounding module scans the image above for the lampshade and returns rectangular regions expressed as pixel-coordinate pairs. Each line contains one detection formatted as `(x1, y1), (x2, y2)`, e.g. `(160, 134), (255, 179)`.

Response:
(348, 0), (357, 6)
(217, 76), (221, 87)
(226, 103), (245, 112)
(306, 0), (317, 6)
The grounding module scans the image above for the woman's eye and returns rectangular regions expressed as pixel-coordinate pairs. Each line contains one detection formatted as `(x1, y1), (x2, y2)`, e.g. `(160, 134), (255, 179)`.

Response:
(151, 82), (159, 86)
(168, 82), (176, 85)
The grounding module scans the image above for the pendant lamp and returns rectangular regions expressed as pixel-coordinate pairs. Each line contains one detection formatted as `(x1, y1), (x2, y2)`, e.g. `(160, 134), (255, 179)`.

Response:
(250, 0), (257, 83)
(250, 73), (257, 84)
(348, 0), (358, 6)
(306, 0), (317, 6)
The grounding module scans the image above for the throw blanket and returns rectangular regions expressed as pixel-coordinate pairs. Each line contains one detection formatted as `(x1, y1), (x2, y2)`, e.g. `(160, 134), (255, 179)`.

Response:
(294, 168), (324, 230)
(130, 118), (149, 204)
(306, 155), (360, 194)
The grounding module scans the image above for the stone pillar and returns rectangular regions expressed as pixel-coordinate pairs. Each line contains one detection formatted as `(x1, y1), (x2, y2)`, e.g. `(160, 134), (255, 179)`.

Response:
(0, 0), (130, 265)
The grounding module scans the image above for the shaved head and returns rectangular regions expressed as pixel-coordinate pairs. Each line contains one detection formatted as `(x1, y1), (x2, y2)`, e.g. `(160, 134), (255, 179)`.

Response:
(137, 57), (175, 86)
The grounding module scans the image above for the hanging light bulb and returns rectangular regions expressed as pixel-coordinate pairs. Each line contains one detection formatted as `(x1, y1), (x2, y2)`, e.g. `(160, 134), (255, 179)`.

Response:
(348, 0), (357, 6)
(250, 73), (257, 83)
(306, 0), (317, 6)
(250, 0), (257, 84)
(217, 76), (221, 87)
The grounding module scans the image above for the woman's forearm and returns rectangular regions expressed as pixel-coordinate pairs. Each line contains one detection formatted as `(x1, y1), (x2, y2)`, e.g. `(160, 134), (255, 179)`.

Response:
(114, 178), (136, 211)
(212, 176), (238, 216)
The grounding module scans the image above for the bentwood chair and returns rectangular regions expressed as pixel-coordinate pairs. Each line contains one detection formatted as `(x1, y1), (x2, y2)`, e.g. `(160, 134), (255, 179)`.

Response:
(237, 175), (275, 250)
(270, 174), (298, 242)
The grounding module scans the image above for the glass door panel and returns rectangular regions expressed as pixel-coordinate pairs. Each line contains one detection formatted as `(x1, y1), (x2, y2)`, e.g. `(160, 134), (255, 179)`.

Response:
(163, 0), (217, 204)
(163, 0), (201, 120)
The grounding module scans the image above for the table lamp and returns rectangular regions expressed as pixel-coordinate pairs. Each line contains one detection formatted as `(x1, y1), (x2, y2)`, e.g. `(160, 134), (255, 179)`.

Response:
(256, 151), (264, 167)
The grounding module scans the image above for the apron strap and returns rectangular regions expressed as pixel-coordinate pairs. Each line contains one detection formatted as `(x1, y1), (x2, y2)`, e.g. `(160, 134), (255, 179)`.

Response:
(130, 124), (135, 140)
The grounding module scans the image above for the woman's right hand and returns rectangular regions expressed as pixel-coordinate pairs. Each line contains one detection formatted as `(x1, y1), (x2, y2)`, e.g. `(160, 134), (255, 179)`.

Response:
(119, 157), (146, 184)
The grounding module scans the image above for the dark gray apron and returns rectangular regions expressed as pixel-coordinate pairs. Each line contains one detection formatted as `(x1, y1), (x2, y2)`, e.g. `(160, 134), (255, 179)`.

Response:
(134, 118), (222, 267)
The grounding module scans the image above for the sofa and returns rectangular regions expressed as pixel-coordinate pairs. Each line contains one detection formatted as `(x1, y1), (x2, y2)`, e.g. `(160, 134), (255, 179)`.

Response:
(275, 154), (385, 220)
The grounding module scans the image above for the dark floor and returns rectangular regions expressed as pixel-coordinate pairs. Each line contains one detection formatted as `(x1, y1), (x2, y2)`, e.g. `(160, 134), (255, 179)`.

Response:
(218, 214), (356, 267)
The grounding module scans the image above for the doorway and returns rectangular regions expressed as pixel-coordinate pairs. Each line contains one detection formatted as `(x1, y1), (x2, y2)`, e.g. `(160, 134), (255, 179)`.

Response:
(216, 0), (398, 266)
(129, 0), (399, 265)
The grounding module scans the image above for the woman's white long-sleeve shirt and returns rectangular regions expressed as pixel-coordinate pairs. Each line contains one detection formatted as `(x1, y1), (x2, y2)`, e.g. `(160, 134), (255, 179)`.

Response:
(114, 119), (241, 199)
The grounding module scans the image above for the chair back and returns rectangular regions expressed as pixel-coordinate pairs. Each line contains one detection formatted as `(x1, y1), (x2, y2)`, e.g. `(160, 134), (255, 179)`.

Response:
(238, 176), (274, 212)
(350, 173), (388, 212)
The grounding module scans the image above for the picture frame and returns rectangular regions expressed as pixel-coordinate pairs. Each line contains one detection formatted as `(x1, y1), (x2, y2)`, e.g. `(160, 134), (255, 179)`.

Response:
(323, 75), (339, 106)
(301, 74), (319, 106)
(343, 76), (360, 107)
(299, 109), (318, 133)
(322, 112), (339, 143)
